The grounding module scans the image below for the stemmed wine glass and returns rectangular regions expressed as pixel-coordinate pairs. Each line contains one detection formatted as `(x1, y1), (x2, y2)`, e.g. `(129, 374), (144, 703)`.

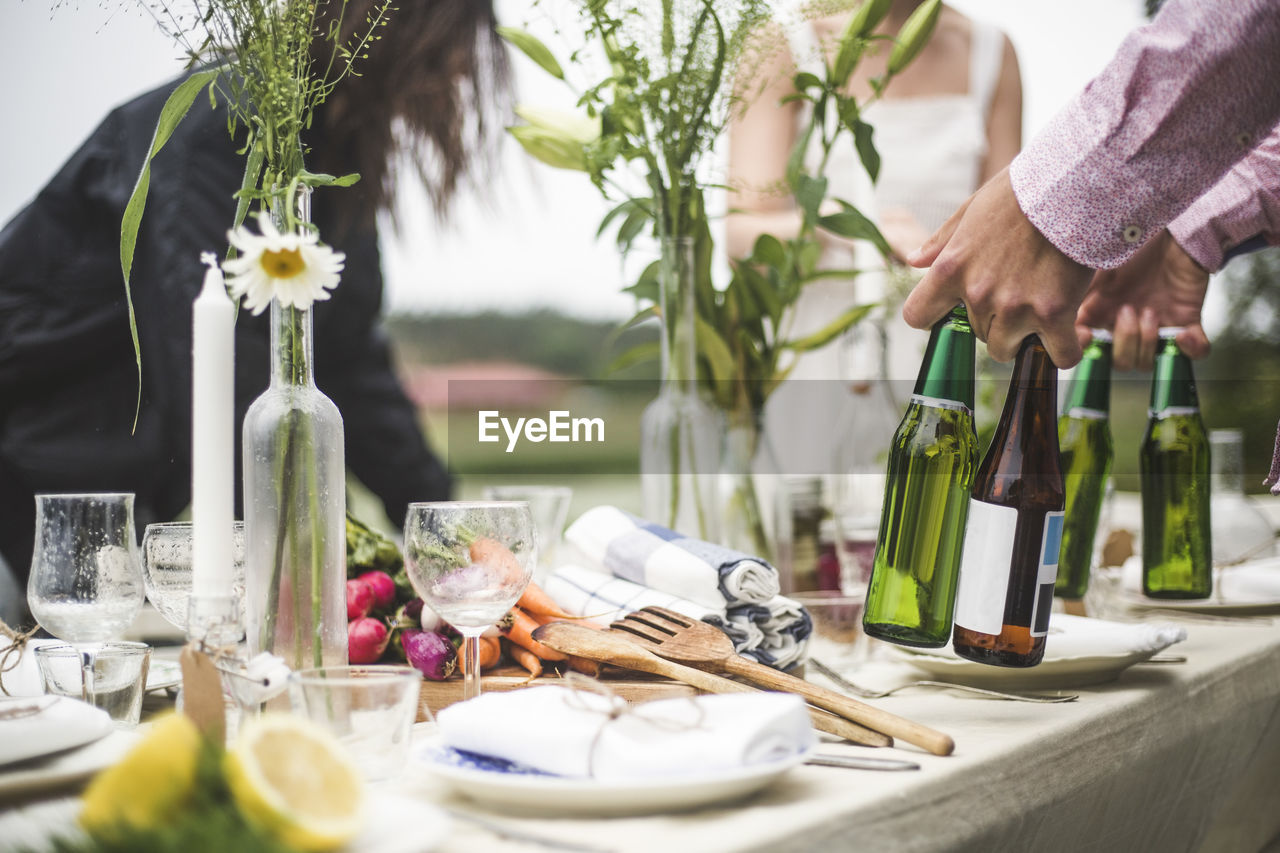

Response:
(404, 501), (535, 701)
(141, 521), (247, 632)
(26, 493), (145, 702)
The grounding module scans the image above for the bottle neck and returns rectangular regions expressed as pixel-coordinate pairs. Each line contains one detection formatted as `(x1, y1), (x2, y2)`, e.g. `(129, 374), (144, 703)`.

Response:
(270, 301), (316, 388)
(982, 335), (1062, 488)
(659, 236), (699, 385)
(1064, 338), (1112, 417)
(913, 305), (975, 410)
(1149, 337), (1199, 414)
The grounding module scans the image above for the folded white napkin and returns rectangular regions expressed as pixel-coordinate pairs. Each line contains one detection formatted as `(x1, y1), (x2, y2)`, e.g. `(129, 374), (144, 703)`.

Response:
(563, 506), (779, 610)
(0, 695), (113, 766)
(435, 685), (814, 781)
(907, 613), (1186, 661)
(1123, 555), (1280, 603)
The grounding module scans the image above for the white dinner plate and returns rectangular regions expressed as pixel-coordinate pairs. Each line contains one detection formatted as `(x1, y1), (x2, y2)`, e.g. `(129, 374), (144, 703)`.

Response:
(891, 645), (1162, 690)
(0, 697), (114, 768)
(413, 737), (810, 815)
(0, 728), (138, 804)
(1121, 592), (1280, 616)
(145, 659), (183, 693)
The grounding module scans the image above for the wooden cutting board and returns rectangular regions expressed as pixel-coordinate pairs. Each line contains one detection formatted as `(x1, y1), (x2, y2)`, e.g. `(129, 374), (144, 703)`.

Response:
(417, 666), (697, 720)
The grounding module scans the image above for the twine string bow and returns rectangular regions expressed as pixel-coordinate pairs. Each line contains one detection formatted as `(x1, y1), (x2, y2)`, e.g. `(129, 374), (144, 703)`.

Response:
(0, 618), (39, 697)
(560, 671), (708, 778)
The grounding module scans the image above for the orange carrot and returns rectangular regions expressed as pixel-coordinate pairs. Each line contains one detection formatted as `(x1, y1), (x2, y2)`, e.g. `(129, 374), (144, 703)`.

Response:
(501, 607), (566, 661)
(506, 640), (543, 679)
(516, 580), (575, 619)
(564, 655), (601, 677)
(528, 610), (602, 630)
(469, 537), (524, 585)
(460, 635), (501, 671)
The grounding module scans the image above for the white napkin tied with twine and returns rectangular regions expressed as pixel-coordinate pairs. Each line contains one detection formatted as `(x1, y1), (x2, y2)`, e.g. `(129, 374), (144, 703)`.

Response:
(435, 685), (814, 781)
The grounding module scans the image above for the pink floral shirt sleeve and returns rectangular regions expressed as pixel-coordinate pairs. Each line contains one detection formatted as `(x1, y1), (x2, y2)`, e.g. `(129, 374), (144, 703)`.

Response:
(1009, 0), (1280, 270)
(1168, 125), (1280, 272)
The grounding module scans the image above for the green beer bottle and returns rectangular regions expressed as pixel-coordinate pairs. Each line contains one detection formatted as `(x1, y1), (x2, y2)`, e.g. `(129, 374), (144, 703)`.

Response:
(862, 305), (979, 647)
(1055, 329), (1114, 601)
(953, 336), (1064, 668)
(1141, 329), (1212, 599)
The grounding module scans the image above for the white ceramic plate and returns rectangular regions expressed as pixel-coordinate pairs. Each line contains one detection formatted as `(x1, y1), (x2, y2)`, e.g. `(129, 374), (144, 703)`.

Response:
(145, 659), (183, 693)
(0, 728), (138, 804)
(413, 737), (810, 815)
(0, 697), (114, 768)
(1121, 592), (1280, 616)
(891, 645), (1162, 690)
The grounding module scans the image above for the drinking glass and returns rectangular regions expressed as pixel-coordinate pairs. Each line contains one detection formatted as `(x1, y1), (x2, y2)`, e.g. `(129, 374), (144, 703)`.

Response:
(27, 493), (145, 703)
(403, 501), (535, 700)
(481, 485), (572, 583)
(289, 665), (421, 781)
(35, 641), (152, 728)
(141, 521), (247, 630)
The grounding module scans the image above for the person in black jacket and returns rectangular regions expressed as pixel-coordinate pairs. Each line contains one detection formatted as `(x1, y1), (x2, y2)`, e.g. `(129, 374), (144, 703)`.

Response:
(0, 0), (508, 608)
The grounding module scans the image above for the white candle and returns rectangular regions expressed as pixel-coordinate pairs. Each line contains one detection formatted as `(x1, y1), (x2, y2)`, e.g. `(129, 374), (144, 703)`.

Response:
(192, 253), (236, 599)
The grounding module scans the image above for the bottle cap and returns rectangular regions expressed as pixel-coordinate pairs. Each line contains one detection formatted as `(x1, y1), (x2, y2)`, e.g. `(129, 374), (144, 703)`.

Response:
(1089, 328), (1113, 343)
(1157, 327), (1186, 339)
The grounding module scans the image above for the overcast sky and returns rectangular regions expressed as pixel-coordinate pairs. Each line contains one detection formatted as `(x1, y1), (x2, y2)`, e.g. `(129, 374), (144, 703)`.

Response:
(1, 0), (1150, 322)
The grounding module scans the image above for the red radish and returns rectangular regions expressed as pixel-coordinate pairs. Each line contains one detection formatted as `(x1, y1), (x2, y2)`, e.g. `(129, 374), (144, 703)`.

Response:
(401, 629), (457, 681)
(348, 617), (390, 664)
(346, 579), (375, 620)
(357, 570), (396, 611)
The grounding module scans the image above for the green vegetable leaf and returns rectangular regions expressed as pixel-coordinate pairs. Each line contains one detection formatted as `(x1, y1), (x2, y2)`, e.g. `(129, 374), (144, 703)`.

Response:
(120, 67), (219, 429)
(497, 26), (565, 80)
(853, 119), (880, 183)
(783, 303), (876, 352)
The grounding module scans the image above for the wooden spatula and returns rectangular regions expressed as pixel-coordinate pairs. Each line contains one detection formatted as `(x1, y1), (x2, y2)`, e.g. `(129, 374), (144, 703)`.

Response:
(610, 607), (955, 757)
(532, 621), (891, 747)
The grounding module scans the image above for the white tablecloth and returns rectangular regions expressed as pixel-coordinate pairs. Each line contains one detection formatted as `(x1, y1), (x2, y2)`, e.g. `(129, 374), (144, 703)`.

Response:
(406, 616), (1280, 853)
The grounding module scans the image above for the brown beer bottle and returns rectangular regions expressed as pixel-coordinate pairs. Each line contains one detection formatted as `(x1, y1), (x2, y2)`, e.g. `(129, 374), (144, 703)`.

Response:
(952, 336), (1065, 667)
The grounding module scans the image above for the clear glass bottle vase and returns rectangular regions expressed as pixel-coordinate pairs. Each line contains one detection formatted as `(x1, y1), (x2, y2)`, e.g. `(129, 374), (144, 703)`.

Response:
(242, 188), (347, 671)
(640, 236), (722, 540)
(718, 408), (779, 560)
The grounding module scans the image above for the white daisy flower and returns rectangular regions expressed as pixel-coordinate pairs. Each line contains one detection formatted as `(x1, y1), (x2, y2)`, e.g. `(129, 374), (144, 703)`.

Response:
(222, 212), (345, 315)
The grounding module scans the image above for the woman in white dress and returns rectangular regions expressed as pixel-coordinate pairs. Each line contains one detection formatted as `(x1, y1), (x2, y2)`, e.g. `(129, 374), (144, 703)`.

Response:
(725, 1), (1022, 485)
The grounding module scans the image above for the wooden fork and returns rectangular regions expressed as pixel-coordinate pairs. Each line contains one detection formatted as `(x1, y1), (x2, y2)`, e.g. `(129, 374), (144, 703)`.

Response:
(610, 607), (955, 756)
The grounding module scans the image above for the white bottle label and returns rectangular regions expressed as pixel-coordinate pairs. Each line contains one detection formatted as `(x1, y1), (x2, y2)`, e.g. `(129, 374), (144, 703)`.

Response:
(953, 500), (1018, 636)
(1030, 511), (1065, 637)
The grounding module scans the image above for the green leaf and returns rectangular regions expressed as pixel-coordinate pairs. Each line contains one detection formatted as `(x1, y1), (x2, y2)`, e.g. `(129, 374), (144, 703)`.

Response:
(695, 313), (737, 385)
(751, 233), (787, 268)
(605, 340), (661, 375)
(887, 0), (942, 75)
(792, 71), (823, 92)
(736, 262), (782, 325)
(119, 67), (219, 429)
(508, 124), (588, 171)
(785, 121), (814, 187)
(497, 26), (565, 80)
(853, 119), (880, 183)
(616, 205), (650, 252)
(622, 260), (661, 304)
(818, 204), (892, 257)
(794, 174), (828, 223)
(300, 169), (361, 188)
(783, 303), (877, 352)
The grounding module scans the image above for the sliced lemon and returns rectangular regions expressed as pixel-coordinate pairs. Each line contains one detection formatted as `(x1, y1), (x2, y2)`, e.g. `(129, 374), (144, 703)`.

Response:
(80, 711), (203, 834)
(225, 713), (366, 852)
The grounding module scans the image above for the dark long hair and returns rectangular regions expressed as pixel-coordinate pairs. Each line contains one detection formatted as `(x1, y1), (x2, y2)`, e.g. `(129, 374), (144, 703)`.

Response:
(311, 0), (510, 225)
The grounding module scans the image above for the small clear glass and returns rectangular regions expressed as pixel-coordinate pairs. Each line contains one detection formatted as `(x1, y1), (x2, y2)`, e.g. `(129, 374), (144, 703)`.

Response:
(141, 521), (247, 630)
(27, 493), (145, 704)
(289, 665), (422, 781)
(1209, 429), (1276, 567)
(403, 501), (535, 701)
(35, 641), (151, 728)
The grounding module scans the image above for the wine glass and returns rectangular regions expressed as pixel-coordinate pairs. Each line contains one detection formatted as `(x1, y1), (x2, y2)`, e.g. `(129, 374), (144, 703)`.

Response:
(403, 501), (535, 701)
(141, 521), (247, 631)
(481, 485), (572, 583)
(27, 493), (145, 702)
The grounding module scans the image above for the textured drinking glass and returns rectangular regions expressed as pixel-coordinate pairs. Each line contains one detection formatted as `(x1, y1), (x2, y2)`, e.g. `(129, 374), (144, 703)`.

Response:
(141, 521), (247, 630)
(793, 591), (867, 667)
(35, 641), (151, 728)
(27, 493), (145, 702)
(289, 665), (422, 781)
(404, 501), (535, 701)
(481, 486), (572, 584)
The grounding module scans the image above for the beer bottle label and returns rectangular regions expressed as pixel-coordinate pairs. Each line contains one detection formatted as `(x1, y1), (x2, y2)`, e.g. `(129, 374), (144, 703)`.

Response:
(910, 394), (973, 416)
(1149, 406), (1199, 419)
(1030, 511), (1065, 637)
(1065, 406), (1107, 421)
(954, 500), (1018, 636)
(954, 502), (1064, 637)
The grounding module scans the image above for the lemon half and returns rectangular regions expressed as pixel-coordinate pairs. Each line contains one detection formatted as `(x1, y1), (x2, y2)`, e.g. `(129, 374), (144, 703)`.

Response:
(225, 714), (366, 852)
(80, 711), (203, 834)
